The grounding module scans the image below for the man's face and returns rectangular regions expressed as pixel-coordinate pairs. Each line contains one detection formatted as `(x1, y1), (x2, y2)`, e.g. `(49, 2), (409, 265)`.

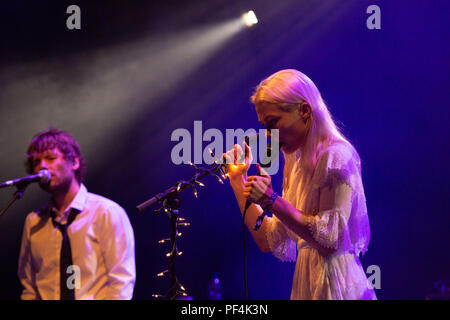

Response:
(30, 148), (78, 193)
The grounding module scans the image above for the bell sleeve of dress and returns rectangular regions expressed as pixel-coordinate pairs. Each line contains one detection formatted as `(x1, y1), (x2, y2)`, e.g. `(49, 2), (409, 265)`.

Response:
(308, 144), (371, 256)
(265, 213), (297, 262)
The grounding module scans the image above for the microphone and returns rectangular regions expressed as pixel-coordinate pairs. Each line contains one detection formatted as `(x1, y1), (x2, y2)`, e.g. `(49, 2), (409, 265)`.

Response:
(0, 169), (51, 189)
(244, 132), (278, 168)
(242, 133), (279, 216)
(243, 135), (258, 213)
(243, 134), (266, 214)
(261, 140), (272, 169)
(244, 133), (260, 148)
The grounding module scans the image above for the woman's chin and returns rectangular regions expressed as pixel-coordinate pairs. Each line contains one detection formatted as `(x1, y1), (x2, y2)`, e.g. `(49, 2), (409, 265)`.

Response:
(281, 143), (294, 154)
(280, 144), (297, 154)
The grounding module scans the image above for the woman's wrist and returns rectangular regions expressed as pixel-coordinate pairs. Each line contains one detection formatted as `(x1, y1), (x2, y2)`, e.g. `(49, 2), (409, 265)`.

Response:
(229, 174), (246, 188)
(260, 189), (278, 208)
(267, 191), (279, 206)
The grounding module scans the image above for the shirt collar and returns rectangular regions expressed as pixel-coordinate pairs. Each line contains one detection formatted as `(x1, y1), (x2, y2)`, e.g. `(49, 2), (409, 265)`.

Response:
(50, 184), (88, 222)
(69, 183), (88, 212)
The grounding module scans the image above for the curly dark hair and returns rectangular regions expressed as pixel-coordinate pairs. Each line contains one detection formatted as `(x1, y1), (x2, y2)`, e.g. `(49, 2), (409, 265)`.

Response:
(25, 128), (87, 183)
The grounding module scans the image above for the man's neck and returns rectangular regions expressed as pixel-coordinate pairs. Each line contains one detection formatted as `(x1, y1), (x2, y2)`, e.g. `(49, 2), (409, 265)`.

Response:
(52, 180), (80, 216)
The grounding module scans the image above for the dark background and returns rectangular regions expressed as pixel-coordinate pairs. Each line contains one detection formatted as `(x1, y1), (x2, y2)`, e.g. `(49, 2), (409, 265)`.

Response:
(0, 0), (448, 300)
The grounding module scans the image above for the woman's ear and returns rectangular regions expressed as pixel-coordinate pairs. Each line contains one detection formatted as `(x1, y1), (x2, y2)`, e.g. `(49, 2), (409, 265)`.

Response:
(299, 102), (312, 123)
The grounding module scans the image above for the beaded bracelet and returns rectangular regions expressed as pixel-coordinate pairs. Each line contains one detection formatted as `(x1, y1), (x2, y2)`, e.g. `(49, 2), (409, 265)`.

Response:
(254, 191), (279, 231)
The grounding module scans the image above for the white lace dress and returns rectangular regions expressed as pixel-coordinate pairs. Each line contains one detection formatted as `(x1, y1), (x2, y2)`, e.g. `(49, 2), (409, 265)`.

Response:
(265, 142), (377, 299)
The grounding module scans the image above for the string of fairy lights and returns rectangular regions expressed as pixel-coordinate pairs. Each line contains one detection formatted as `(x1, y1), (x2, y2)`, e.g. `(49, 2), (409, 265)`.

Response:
(151, 149), (228, 299)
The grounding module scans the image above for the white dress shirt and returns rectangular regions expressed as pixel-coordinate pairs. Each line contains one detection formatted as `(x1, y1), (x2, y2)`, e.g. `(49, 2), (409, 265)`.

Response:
(18, 184), (136, 300)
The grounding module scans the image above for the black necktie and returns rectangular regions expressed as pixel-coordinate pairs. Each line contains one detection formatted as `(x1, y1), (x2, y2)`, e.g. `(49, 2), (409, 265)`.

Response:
(52, 208), (80, 300)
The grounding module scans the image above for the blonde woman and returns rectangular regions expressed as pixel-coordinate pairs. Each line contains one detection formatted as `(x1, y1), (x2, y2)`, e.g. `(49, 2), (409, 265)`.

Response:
(225, 69), (377, 300)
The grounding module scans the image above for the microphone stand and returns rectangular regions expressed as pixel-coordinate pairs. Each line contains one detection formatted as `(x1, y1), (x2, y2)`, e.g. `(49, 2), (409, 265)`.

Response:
(136, 153), (227, 300)
(0, 182), (29, 218)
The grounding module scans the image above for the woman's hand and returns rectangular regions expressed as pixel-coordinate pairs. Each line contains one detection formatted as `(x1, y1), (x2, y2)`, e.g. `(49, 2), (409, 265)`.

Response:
(223, 142), (252, 182)
(244, 163), (274, 207)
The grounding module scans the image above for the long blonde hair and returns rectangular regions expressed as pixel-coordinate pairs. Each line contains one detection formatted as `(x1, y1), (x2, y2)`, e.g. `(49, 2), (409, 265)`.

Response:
(251, 69), (359, 187)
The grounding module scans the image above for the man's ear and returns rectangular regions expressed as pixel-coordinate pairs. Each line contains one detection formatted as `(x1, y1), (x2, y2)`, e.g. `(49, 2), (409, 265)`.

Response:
(72, 157), (80, 171)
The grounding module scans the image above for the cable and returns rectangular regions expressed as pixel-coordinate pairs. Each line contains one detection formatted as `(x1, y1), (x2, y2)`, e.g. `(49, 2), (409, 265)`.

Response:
(242, 202), (250, 300)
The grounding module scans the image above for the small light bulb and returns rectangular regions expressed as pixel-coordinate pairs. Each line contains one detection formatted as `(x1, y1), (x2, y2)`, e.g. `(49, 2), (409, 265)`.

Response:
(178, 222), (190, 227)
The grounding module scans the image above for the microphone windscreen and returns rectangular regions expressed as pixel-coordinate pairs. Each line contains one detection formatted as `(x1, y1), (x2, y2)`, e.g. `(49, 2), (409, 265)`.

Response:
(39, 169), (51, 183)
(245, 133), (260, 146)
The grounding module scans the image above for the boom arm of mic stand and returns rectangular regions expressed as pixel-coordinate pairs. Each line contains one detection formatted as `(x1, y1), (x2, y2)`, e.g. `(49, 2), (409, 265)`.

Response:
(136, 162), (226, 213)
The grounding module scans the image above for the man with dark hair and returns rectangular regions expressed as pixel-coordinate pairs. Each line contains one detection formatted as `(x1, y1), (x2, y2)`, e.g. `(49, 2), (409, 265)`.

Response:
(18, 128), (136, 300)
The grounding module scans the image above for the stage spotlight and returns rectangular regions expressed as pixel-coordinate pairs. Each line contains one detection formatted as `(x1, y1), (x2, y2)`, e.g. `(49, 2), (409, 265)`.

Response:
(242, 10), (258, 27)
